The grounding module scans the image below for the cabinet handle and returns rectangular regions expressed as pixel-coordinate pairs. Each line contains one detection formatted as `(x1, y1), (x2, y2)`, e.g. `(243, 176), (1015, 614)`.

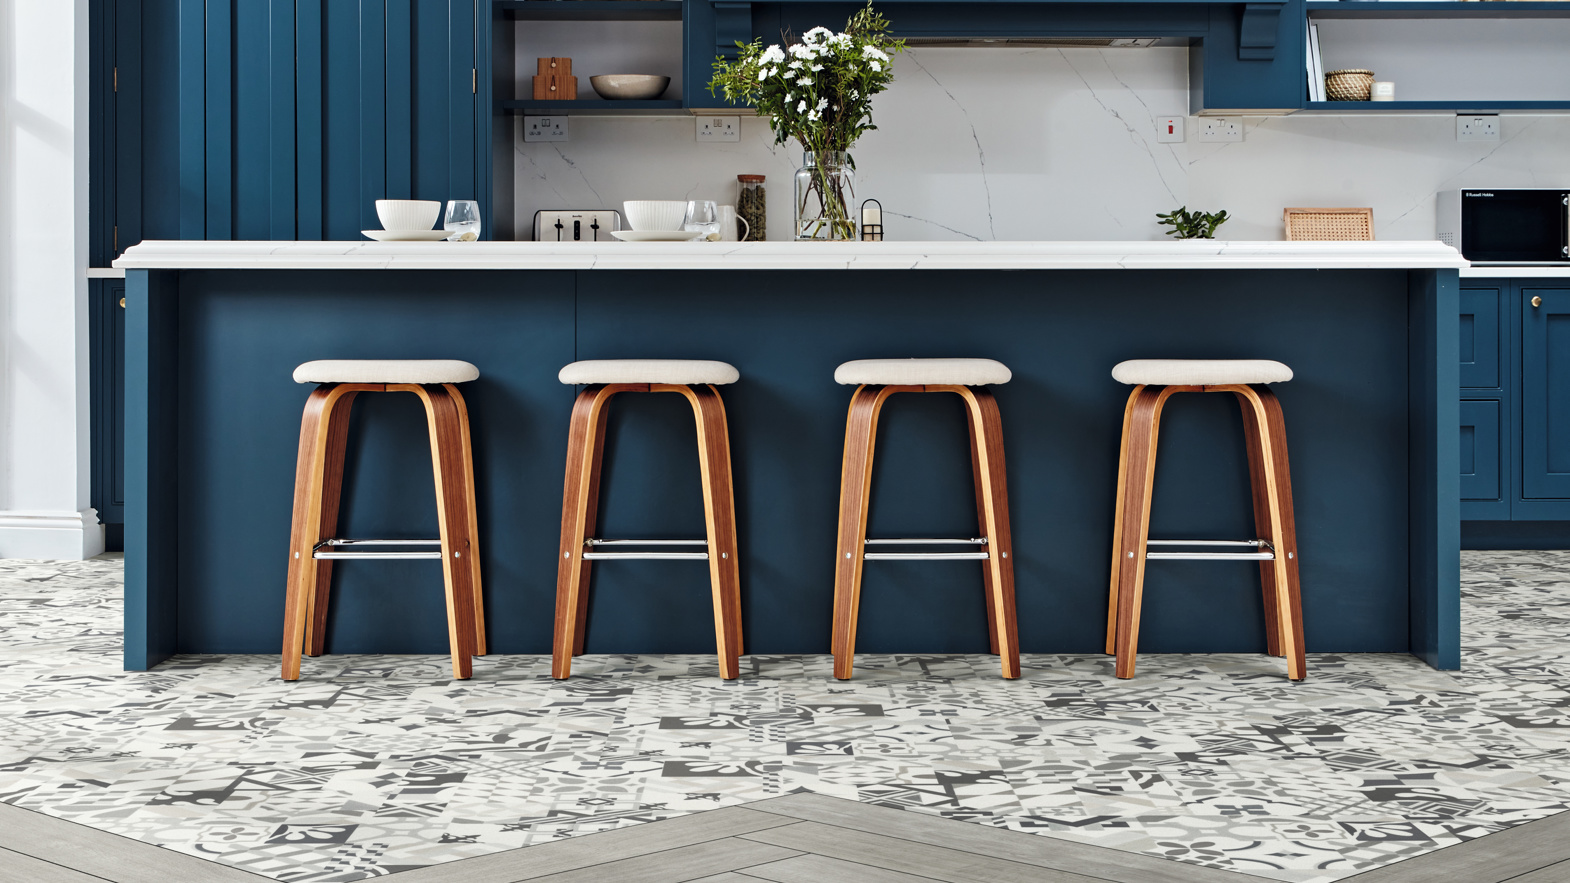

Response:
(119, 297), (126, 308)
(1532, 295), (1543, 308)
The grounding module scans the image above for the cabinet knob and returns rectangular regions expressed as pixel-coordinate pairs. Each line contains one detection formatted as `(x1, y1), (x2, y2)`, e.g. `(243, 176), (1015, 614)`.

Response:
(1532, 295), (1543, 308)
(119, 297), (125, 308)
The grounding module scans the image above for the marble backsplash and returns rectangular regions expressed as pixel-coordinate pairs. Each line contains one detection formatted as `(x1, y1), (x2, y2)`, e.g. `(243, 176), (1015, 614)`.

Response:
(513, 46), (1570, 242)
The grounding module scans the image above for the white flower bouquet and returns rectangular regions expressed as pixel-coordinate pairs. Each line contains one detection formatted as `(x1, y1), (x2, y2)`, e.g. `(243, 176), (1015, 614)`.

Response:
(709, 5), (904, 239)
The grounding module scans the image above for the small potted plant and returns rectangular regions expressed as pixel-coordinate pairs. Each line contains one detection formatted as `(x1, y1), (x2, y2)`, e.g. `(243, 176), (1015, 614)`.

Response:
(1156, 207), (1230, 240)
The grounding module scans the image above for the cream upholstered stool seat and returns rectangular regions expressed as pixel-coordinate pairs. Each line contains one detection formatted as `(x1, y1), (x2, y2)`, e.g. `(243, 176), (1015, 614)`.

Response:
(1110, 359), (1293, 387)
(1106, 358), (1306, 682)
(834, 358), (1012, 387)
(559, 359), (739, 386)
(281, 359), (485, 681)
(552, 359), (743, 680)
(830, 358), (1020, 681)
(293, 359), (480, 385)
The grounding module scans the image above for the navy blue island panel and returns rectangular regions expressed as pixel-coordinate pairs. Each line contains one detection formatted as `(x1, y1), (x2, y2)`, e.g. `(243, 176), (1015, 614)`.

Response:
(121, 252), (1460, 672)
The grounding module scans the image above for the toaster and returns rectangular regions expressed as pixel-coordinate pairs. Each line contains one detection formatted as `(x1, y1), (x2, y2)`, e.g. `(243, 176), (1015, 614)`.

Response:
(533, 209), (622, 242)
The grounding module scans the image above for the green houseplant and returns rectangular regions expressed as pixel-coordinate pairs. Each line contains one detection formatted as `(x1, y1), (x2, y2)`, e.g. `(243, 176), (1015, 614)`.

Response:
(710, 5), (905, 240)
(1156, 206), (1230, 240)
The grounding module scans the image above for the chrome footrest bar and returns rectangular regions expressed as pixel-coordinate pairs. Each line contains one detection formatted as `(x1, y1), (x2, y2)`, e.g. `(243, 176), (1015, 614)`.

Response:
(582, 551), (710, 560)
(587, 539), (708, 546)
(1146, 551), (1276, 561)
(864, 538), (987, 545)
(314, 551), (444, 560)
(312, 538), (445, 560)
(1146, 539), (1272, 548)
(863, 552), (992, 561)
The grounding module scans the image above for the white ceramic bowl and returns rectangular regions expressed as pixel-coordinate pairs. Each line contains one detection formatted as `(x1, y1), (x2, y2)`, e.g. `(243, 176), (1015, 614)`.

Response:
(590, 74), (671, 101)
(375, 199), (441, 232)
(623, 200), (688, 232)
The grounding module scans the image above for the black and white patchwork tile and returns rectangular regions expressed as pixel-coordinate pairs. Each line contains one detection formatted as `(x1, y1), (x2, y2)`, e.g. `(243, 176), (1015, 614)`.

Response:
(0, 553), (1567, 881)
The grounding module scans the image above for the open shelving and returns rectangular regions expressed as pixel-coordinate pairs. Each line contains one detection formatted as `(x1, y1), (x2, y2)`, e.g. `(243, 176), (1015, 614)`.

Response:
(498, 1), (684, 22)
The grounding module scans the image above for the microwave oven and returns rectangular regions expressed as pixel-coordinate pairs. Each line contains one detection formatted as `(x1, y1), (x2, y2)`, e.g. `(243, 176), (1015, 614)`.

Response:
(1437, 189), (1570, 264)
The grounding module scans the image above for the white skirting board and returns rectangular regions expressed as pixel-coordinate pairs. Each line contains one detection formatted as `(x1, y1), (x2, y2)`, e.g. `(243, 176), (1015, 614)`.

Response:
(0, 510), (105, 560)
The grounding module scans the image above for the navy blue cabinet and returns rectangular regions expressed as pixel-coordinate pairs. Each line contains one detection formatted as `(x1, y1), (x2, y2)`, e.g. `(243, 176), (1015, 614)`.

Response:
(106, 0), (488, 250)
(1460, 280), (1570, 530)
(1522, 288), (1570, 504)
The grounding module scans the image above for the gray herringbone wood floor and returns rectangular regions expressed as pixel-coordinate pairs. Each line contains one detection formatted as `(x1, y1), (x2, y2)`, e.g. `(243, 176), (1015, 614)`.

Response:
(1, 792), (1567, 883)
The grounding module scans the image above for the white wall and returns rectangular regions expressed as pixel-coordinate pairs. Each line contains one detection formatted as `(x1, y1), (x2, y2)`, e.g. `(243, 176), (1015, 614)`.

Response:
(0, 0), (101, 559)
(514, 44), (1570, 242)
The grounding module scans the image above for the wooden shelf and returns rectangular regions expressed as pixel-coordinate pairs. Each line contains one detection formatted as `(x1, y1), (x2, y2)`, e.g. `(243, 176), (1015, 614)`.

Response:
(501, 98), (687, 115)
(498, 1), (684, 22)
(1306, 1), (1570, 18)
(1300, 100), (1570, 112)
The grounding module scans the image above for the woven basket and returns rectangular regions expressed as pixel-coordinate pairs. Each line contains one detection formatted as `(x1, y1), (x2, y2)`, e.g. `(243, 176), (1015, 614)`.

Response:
(1325, 69), (1375, 102)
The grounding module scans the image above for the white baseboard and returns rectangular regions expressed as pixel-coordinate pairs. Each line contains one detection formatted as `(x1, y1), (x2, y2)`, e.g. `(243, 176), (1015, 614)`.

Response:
(0, 509), (105, 560)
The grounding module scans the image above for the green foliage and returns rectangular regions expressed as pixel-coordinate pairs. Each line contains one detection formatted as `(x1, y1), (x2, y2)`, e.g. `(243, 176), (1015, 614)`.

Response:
(1156, 206), (1231, 240)
(708, 4), (905, 156)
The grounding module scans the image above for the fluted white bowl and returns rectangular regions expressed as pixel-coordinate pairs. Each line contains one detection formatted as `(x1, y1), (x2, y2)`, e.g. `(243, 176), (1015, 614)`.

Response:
(623, 200), (688, 232)
(375, 199), (441, 232)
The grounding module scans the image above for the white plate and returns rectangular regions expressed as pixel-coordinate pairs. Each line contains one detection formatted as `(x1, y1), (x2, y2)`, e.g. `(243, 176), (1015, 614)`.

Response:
(609, 230), (707, 242)
(362, 229), (452, 242)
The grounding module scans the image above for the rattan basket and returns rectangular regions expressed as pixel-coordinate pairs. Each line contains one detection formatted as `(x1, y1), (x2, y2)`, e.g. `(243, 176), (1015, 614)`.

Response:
(1283, 207), (1375, 242)
(1325, 69), (1375, 102)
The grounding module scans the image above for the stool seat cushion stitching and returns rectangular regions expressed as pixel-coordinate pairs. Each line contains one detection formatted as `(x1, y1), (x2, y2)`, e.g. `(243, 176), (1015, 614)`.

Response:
(1111, 359), (1293, 387)
(559, 359), (740, 386)
(293, 359), (480, 385)
(834, 358), (1012, 387)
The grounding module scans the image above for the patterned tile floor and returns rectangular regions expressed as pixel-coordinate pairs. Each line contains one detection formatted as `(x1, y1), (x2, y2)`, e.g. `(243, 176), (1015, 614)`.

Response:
(0, 553), (1567, 882)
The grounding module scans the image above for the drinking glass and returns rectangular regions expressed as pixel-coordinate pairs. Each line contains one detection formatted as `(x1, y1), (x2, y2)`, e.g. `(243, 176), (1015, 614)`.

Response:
(682, 200), (721, 241)
(444, 200), (482, 241)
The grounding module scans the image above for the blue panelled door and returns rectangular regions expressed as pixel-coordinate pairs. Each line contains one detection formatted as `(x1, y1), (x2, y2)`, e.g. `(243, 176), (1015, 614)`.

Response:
(1522, 288), (1570, 501)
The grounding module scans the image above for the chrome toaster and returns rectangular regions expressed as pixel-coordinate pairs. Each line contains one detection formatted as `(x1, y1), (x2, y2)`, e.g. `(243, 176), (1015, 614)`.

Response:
(533, 209), (622, 242)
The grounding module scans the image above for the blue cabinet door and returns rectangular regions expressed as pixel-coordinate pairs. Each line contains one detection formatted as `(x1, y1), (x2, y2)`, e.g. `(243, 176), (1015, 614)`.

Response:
(1460, 399), (1507, 519)
(165, 0), (481, 242)
(1521, 287), (1570, 501)
(1460, 286), (1503, 390)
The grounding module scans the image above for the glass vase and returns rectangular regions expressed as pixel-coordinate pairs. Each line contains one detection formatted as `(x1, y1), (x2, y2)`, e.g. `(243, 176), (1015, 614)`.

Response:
(794, 151), (857, 241)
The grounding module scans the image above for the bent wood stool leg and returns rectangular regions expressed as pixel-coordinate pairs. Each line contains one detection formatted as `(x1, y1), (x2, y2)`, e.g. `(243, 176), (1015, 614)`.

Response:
(951, 385), (1020, 680)
(669, 383), (743, 680)
(552, 385), (628, 679)
(965, 400), (1000, 657)
(831, 385), (898, 681)
(1113, 385), (1181, 680)
(446, 383), (487, 656)
(1234, 388), (1284, 658)
(1232, 383), (1307, 681)
(1106, 387), (1142, 655)
(282, 383), (371, 681)
(304, 387), (360, 658)
(401, 384), (478, 680)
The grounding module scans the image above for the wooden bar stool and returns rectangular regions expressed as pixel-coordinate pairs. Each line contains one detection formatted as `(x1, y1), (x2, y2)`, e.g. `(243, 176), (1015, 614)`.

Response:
(831, 358), (1020, 680)
(1106, 359), (1306, 681)
(553, 359), (743, 680)
(280, 359), (485, 681)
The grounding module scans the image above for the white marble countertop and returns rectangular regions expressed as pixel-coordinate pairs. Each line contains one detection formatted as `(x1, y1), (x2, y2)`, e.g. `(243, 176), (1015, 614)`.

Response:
(1460, 266), (1570, 278)
(114, 240), (1471, 271)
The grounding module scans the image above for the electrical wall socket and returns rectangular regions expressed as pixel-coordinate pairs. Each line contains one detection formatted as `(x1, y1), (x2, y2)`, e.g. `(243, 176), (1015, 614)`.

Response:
(1155, 117), (1185, 143)
(1457, 115), (1500, 142)
(696, 116), (740, 142)
(523, 116), (568, 142)
(1199, 117), (1242, 143)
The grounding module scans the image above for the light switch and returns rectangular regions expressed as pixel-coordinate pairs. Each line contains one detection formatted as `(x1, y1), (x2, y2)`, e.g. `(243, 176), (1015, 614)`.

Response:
(1156, 117), (1184, 143)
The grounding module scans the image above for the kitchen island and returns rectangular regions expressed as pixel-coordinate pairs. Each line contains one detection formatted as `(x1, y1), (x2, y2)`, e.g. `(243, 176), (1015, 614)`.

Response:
(114, 241), (1465, 673)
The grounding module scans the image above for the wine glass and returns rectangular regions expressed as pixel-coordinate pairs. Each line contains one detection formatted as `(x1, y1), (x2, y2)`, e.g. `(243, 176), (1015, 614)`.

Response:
(444, 200), (482, 241)
(682, 200), (721, 241)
